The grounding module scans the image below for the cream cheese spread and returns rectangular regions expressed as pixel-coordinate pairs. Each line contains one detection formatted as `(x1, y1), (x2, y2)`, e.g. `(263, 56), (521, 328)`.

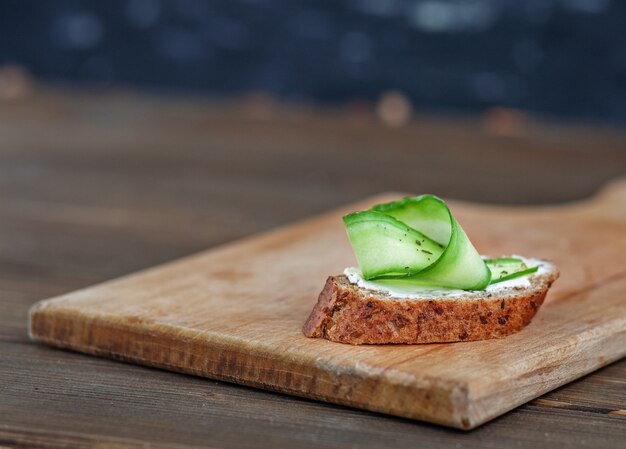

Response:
(344, 256), (551, 299)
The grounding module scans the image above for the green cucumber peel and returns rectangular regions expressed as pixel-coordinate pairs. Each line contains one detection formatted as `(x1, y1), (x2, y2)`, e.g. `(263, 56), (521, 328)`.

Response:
(342, 211), (444, 279)
(484, 257), (539, 284)
(485, 257), (539, 284)
(488, 266), (538, 284)
(343, 195), (492, 290)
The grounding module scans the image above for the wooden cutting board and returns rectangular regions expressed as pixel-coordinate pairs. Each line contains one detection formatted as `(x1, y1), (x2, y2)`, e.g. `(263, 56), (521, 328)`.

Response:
(29, 180), (626, 430)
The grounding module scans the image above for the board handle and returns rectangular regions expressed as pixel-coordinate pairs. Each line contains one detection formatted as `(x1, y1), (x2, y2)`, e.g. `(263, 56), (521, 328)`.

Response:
(582, 177), (626, 217)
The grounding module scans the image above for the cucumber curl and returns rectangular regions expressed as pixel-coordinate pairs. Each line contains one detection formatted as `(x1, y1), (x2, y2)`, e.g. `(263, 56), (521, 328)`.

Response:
(343, 195), (535, 290)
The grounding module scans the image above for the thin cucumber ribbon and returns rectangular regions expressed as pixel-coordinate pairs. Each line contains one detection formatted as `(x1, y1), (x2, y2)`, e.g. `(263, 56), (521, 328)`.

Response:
(343, 195), (536, 290)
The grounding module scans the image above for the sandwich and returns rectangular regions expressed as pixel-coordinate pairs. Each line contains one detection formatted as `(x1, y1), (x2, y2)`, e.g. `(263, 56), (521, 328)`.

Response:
(303, 195), (559, 345)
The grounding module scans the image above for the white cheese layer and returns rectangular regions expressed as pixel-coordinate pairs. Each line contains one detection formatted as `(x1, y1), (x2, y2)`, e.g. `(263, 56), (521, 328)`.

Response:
(344, 256), (551, 299)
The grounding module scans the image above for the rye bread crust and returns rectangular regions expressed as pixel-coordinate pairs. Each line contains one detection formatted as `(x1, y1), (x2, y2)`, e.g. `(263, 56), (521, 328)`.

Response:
(303, 268), (559, 345)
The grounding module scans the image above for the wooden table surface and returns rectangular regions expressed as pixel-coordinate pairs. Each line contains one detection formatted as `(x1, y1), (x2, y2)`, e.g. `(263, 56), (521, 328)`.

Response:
(1, 89), (625, 448)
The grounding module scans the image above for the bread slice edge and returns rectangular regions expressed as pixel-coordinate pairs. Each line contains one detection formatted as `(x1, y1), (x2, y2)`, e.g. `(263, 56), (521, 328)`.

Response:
(303, 267), (559, 345)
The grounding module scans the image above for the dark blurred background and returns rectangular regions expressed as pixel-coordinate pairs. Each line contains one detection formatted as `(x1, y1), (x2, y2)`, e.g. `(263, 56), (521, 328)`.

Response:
(2, 0), (626, 123)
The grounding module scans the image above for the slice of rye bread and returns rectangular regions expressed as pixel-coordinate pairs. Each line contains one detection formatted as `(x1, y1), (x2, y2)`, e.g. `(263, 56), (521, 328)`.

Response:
(303, 266), (559, 345)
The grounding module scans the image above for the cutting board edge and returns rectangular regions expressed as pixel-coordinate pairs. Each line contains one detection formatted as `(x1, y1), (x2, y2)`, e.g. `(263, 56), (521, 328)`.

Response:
(464, 323), (626, 427)
(29, 303), (477, 429)
(31, 301), (626, 430)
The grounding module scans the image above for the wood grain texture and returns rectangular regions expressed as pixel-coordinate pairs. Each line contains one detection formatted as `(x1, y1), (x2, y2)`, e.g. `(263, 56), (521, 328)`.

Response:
(2, 89), (626, 448)
(28, 180), (626, 429)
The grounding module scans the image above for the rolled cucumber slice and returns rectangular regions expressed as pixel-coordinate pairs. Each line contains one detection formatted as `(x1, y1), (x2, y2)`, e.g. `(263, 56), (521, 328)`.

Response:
(343, 211), (444, 279)
(343, 195), (492, 290)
